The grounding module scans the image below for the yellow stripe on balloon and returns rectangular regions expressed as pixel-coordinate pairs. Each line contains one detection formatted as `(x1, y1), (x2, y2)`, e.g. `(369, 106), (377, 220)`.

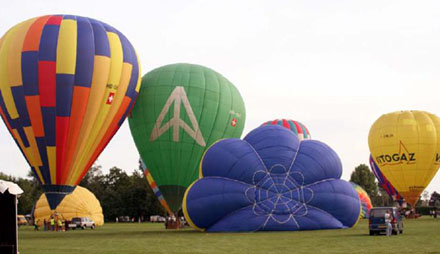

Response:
(11, 128), (46, 183)
(8, 18), (35, 87)
(47, 146), (56, 184)
(56, 19), (77, 74)
(182, 181), (205, 232)
(24, 126), (42, 167)
(33, 166), (45, 185)
(66, 55), (111, 184)
(135, 51), (141, 92)
(70, 32), (123, 183)
(0, 25), (20, 119)
(146, 173), (154, 184)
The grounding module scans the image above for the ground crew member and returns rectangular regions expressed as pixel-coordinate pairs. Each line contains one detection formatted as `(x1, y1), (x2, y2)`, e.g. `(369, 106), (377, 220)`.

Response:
(50, 217), (55, 231)
(58, 219), (63, 231)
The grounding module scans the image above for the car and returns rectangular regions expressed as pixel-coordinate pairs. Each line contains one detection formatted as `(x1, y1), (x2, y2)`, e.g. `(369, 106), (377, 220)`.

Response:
(68, 217), (95, 230)
(17, 215), (27, 226)
(369, 207), (403, 235)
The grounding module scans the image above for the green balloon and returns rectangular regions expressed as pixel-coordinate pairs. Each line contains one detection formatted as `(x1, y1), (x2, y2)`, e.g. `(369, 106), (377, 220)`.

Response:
(129, 63), (246, 212)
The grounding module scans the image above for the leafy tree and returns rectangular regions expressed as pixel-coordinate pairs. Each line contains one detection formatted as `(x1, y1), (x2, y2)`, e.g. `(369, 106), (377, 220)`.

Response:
(0, 171), (42, 214)
(350, 164), (378, 198)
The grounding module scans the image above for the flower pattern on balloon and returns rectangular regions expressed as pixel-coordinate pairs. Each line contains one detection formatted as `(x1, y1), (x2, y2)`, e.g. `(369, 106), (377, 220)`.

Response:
(183, 125), (361, 232)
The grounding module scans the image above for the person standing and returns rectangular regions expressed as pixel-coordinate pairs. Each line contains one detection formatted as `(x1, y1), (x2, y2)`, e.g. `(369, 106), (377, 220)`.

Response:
(385, 210), (392, 237)
(50, 217), (55, 231)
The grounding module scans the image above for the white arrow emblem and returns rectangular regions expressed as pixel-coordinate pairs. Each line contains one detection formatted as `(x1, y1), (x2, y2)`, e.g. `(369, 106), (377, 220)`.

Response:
(149, 86), (206, 147)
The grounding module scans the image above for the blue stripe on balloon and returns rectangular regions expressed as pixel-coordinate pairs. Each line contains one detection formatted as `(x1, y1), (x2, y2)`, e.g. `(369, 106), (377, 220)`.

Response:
(36, 137), (50, 184)
(39, 24), (60, 61)
(11, 86), (31, 127)
(41, 107), (56, 146)
(21, 51), (40, 96)
(89, 19), (110, 57)
(75, 16), (94, 88)
(56, 74), (75, 117)
(62, 15), (76, 20)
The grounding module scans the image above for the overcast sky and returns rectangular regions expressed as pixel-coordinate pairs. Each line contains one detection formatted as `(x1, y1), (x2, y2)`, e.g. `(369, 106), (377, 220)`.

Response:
(1, 0), (439, 194)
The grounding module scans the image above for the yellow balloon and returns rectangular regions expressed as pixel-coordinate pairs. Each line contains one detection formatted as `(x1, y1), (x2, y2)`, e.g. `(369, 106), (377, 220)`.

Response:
(368, 110), (440, 206)
(34, 186), (104, 226)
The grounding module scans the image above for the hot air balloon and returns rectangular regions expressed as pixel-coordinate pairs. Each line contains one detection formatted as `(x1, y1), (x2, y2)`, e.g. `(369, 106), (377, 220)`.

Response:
(183, 125), (360, 232)
(261, 119), (311, 140)
(129, 63), (246, 213)
(369, 154), (402, 201)
(350, 182), (373, 218)
(0, 15), (140, 210)
(368, 110), (440, 206)
(34, 186), (104, 227)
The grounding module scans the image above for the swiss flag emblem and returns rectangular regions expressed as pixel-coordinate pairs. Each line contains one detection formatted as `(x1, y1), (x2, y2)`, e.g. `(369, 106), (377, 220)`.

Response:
(231, 118), (237, 127)
(106, 92), (115, 105)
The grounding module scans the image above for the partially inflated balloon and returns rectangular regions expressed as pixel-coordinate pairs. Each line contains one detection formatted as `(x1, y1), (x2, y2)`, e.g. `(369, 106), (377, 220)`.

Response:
(0, 15), (140, 209)
(368, 110), (440, 206)
(261, 119), (311, 140)
(34, 186), (104, 226)
(129, 63), (246, 212)
(350, 182), (373, 218)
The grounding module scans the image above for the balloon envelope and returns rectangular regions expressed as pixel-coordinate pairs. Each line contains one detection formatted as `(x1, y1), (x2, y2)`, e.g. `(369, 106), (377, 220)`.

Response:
(350, 182), (373, 218)
(34, 185), (104, 226)
(183, 125), (360, 232)
(0, 15), (140, 209)
(368, 110), (440, 206)
(129, 63), (246, 212)
(261, 119), (311, 140)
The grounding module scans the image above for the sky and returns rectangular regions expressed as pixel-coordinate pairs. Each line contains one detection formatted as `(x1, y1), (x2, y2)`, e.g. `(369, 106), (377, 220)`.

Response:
(0, 0), (439, 194)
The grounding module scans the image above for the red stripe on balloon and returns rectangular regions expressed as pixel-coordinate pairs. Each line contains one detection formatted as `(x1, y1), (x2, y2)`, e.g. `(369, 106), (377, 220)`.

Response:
(55, 116), (69, 183)
(38, 61), (56, 107)
(292, 121), (303, 134)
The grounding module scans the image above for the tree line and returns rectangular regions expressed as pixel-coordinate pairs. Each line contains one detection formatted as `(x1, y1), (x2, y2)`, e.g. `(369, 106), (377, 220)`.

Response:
(1, 163), (438, 220)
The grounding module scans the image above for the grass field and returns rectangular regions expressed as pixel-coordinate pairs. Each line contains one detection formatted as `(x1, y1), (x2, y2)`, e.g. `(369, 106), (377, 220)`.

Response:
(18, 217), (440, 254)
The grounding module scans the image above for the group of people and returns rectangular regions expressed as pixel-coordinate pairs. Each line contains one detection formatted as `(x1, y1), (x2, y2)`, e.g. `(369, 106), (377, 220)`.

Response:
(33, 213), (68, 232)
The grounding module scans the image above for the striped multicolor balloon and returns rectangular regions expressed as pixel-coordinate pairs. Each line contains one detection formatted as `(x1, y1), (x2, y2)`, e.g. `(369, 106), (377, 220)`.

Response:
(351, 182), (373, 218)
(262, 119), (311, 140)
(141, 160), (172, 215)
(0, 15), (140, 209)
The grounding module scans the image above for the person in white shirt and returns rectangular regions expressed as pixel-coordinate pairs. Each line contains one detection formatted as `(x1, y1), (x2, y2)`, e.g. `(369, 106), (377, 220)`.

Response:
(384, 210), (393, 236)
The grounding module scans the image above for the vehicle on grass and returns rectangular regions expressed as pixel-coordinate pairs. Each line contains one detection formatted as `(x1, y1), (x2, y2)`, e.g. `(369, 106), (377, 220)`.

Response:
(68, 217), (95, 230)
(17, 215), (28, 226)
(369, 207), (403, 235)
(150, 215), (166, 223)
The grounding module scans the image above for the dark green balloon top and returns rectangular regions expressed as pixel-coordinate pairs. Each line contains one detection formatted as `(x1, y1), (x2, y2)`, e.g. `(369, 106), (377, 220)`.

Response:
(129, 63), (246, 212)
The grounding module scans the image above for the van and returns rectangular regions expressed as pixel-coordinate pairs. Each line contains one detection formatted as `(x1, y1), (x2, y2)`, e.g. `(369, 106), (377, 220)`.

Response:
(369, 207), (403, 235)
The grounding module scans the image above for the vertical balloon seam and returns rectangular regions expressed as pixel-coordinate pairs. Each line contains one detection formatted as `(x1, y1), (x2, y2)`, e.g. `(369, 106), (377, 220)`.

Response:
(181, 66), (208, 190)
(61, 16), (94, 184)
(424, 114), (440, 187)
(55, 16), (77, 184)
(42, 15), (64, 185)
(76, 27), (126, 181)
(178, 66), (192, 192)
(68, 19), (112, 184)
(13, 19), (46, 183)
(73, 21), (117, 182)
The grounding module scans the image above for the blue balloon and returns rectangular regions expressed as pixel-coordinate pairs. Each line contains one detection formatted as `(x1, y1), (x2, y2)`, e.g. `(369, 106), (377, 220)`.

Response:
(183, 125), (361, 232)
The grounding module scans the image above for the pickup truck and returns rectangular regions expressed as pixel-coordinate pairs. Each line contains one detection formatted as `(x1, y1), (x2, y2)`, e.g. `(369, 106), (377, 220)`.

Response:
(68, 217), (95, 230)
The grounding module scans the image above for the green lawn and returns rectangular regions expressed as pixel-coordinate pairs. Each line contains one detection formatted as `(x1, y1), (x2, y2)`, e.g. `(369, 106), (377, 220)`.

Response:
(19, 217), (440, 254)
